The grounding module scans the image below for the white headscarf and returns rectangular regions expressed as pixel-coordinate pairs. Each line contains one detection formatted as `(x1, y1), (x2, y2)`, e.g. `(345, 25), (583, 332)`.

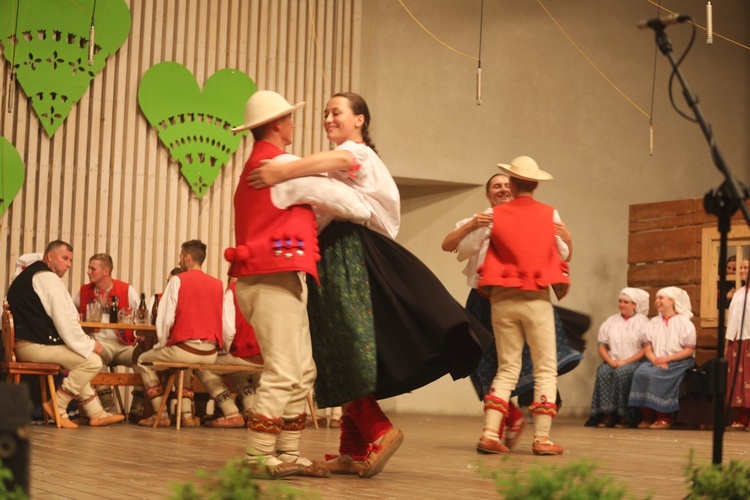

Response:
(619, 287), (650, 316)
(656, 286), (693, 318)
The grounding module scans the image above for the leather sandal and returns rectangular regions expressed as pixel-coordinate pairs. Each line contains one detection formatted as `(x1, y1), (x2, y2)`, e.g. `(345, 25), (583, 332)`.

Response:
(42, 400), (78, 429)
(314, 454), (364, 475)
(360, 427), (404, 478)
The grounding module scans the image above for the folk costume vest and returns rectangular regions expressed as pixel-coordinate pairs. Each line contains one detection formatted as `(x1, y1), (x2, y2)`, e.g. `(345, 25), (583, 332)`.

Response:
(478, 197), (569, 293)
(167, 269), (224, 347)
(78, 279), (135, 344)
(7, 261), (64, 346)
(228, 281), (261, 358)
(225, 140), (320, 282)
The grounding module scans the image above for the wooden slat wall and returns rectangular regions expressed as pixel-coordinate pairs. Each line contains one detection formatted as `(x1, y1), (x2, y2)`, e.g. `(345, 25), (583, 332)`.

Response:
(0, 0), (361, 298)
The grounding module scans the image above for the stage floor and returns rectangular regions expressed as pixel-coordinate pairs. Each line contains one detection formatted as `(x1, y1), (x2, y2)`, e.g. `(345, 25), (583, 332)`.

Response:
(26, 414), (749, 499)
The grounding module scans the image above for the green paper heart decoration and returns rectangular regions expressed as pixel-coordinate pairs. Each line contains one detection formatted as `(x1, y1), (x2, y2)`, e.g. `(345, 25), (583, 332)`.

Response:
(0, 0), (131, 137)
(138, 62), (257, 198)
(0, 137), (25, 218)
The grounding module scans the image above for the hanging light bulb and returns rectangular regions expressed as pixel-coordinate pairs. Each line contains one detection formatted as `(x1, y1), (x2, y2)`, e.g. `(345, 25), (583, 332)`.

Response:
(649, 122), (654, 156)
(706, 2), (713, 45)
(476, 63), (482, 105)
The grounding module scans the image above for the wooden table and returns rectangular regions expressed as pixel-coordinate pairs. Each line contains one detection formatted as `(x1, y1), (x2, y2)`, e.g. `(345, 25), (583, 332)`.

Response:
(79, 321), (156, 332)
(80, 321), (156, 416)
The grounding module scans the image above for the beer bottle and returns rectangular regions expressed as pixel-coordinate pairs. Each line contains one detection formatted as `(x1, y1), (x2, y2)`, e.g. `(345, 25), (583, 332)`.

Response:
(137, 293), (149, 324)
(151, 294), (159, 325)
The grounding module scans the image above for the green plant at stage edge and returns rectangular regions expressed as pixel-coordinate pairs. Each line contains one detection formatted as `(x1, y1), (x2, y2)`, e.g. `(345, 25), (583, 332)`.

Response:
(0, 460), (28, 500)
(170, 457), (318, 500)
(480, 456), (643, 500)
(685, 449), (750, 499)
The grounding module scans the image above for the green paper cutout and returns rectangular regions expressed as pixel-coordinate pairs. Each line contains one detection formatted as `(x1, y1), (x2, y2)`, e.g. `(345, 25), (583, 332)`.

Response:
(0, 0), (131, 136)
(0, 137), (25, 218)
(138, 62), (257, 198)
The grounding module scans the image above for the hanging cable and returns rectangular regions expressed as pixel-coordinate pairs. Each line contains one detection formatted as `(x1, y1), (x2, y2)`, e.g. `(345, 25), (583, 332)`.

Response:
(476, 0), (484, 105)
(647, 0), (661, 155)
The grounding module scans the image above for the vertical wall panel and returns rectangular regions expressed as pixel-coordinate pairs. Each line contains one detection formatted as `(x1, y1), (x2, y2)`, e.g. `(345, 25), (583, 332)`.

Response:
(0, 0), (361, 297)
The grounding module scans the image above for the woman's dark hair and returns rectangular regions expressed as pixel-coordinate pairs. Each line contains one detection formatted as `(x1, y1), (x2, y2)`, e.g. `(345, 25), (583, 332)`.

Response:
(333, 92), (378, 154)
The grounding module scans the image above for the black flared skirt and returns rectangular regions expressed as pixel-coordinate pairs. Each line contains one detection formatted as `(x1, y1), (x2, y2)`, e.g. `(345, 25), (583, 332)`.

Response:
(308, 222), (494, 408)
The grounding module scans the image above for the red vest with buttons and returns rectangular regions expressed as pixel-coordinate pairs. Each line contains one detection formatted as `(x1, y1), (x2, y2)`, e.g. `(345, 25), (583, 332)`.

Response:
(225, 140), (320, 282)
(78, 279), (136, 344)
(478, 197), (569, 291)
(227, 281), (261, 358)
(167, 269), (224, 347)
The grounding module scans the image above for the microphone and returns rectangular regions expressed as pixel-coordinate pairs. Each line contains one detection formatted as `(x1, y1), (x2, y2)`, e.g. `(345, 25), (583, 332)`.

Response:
(637, 13), (690, 31)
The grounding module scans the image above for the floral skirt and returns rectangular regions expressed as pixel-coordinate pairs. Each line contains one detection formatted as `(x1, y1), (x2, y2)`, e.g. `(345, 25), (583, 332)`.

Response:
(308, 222), (494, 408)
(589, 361), (639, 421)
(467, 288), (587, 401)
(726, 339), (750, 409)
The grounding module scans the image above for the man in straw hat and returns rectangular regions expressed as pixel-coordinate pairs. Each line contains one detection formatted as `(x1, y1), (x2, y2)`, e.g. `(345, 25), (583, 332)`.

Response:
(225, 90), (370, 478)
(474, 155), (570, 456)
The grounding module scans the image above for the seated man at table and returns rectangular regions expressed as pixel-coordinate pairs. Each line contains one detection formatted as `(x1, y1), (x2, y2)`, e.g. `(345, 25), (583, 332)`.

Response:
(146, 267), (182, 313)
(6, 240), (125, 428)
(137, 239), (224, 427)
(74, 252), (143, 419)
(196, 277), (263, 428)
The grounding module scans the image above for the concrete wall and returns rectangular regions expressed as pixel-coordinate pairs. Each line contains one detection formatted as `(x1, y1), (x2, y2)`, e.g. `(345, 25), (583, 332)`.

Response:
(360, 0), (749, 416)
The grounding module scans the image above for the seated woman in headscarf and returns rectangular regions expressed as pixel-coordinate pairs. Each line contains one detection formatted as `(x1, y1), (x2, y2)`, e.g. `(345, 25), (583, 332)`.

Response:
(587, 288), (649, 428)
(628, 286), (696, 430)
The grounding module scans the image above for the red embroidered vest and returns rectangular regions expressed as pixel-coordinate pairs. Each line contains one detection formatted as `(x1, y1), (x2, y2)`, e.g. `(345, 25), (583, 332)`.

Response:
(478, 197), (569, 292)
(167, 270), (224, 347)
(78, 279), (135, 344)
(225, 140), (320, 283)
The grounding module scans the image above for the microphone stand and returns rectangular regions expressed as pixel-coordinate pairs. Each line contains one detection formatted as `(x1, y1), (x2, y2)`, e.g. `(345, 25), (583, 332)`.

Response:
(651, 23), (750, 466)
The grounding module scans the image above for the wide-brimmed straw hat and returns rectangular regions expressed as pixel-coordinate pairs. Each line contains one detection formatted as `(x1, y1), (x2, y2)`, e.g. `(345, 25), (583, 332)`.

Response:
(231, 90), (305, 133)
(497, 156), (553, 182)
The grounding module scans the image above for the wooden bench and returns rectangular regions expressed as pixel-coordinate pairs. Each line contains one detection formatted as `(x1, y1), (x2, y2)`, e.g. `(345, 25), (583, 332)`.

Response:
(142, 361), (309, 430)
(92, 362), (316, 430)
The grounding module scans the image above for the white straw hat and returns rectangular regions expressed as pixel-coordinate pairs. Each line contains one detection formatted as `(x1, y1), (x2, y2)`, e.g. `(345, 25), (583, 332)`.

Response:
(231, 90), (305, 133)
(497, 156), (553, 182)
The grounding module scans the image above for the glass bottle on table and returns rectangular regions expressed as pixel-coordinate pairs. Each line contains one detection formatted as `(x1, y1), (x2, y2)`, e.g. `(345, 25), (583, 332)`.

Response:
(151, 294), (159, 325)
(101, 295), (111, 323)
(110, 296), (119, 324)
(136, 293), (149, 325)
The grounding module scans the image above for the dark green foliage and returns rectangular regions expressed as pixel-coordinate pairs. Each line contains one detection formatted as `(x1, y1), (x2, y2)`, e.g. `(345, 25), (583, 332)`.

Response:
(481, 456), (642, 500)
(0, 461), (27, 500)
(170, 458), (316, 500)
(685, 450), (750, 500)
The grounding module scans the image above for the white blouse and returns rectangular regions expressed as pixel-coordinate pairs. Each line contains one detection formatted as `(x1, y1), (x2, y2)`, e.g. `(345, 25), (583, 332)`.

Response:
(597, 313), (649, 361)
(328, 140), (401, 240)
(644, 313), (696, 357)
(726, 285), (750, 341)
